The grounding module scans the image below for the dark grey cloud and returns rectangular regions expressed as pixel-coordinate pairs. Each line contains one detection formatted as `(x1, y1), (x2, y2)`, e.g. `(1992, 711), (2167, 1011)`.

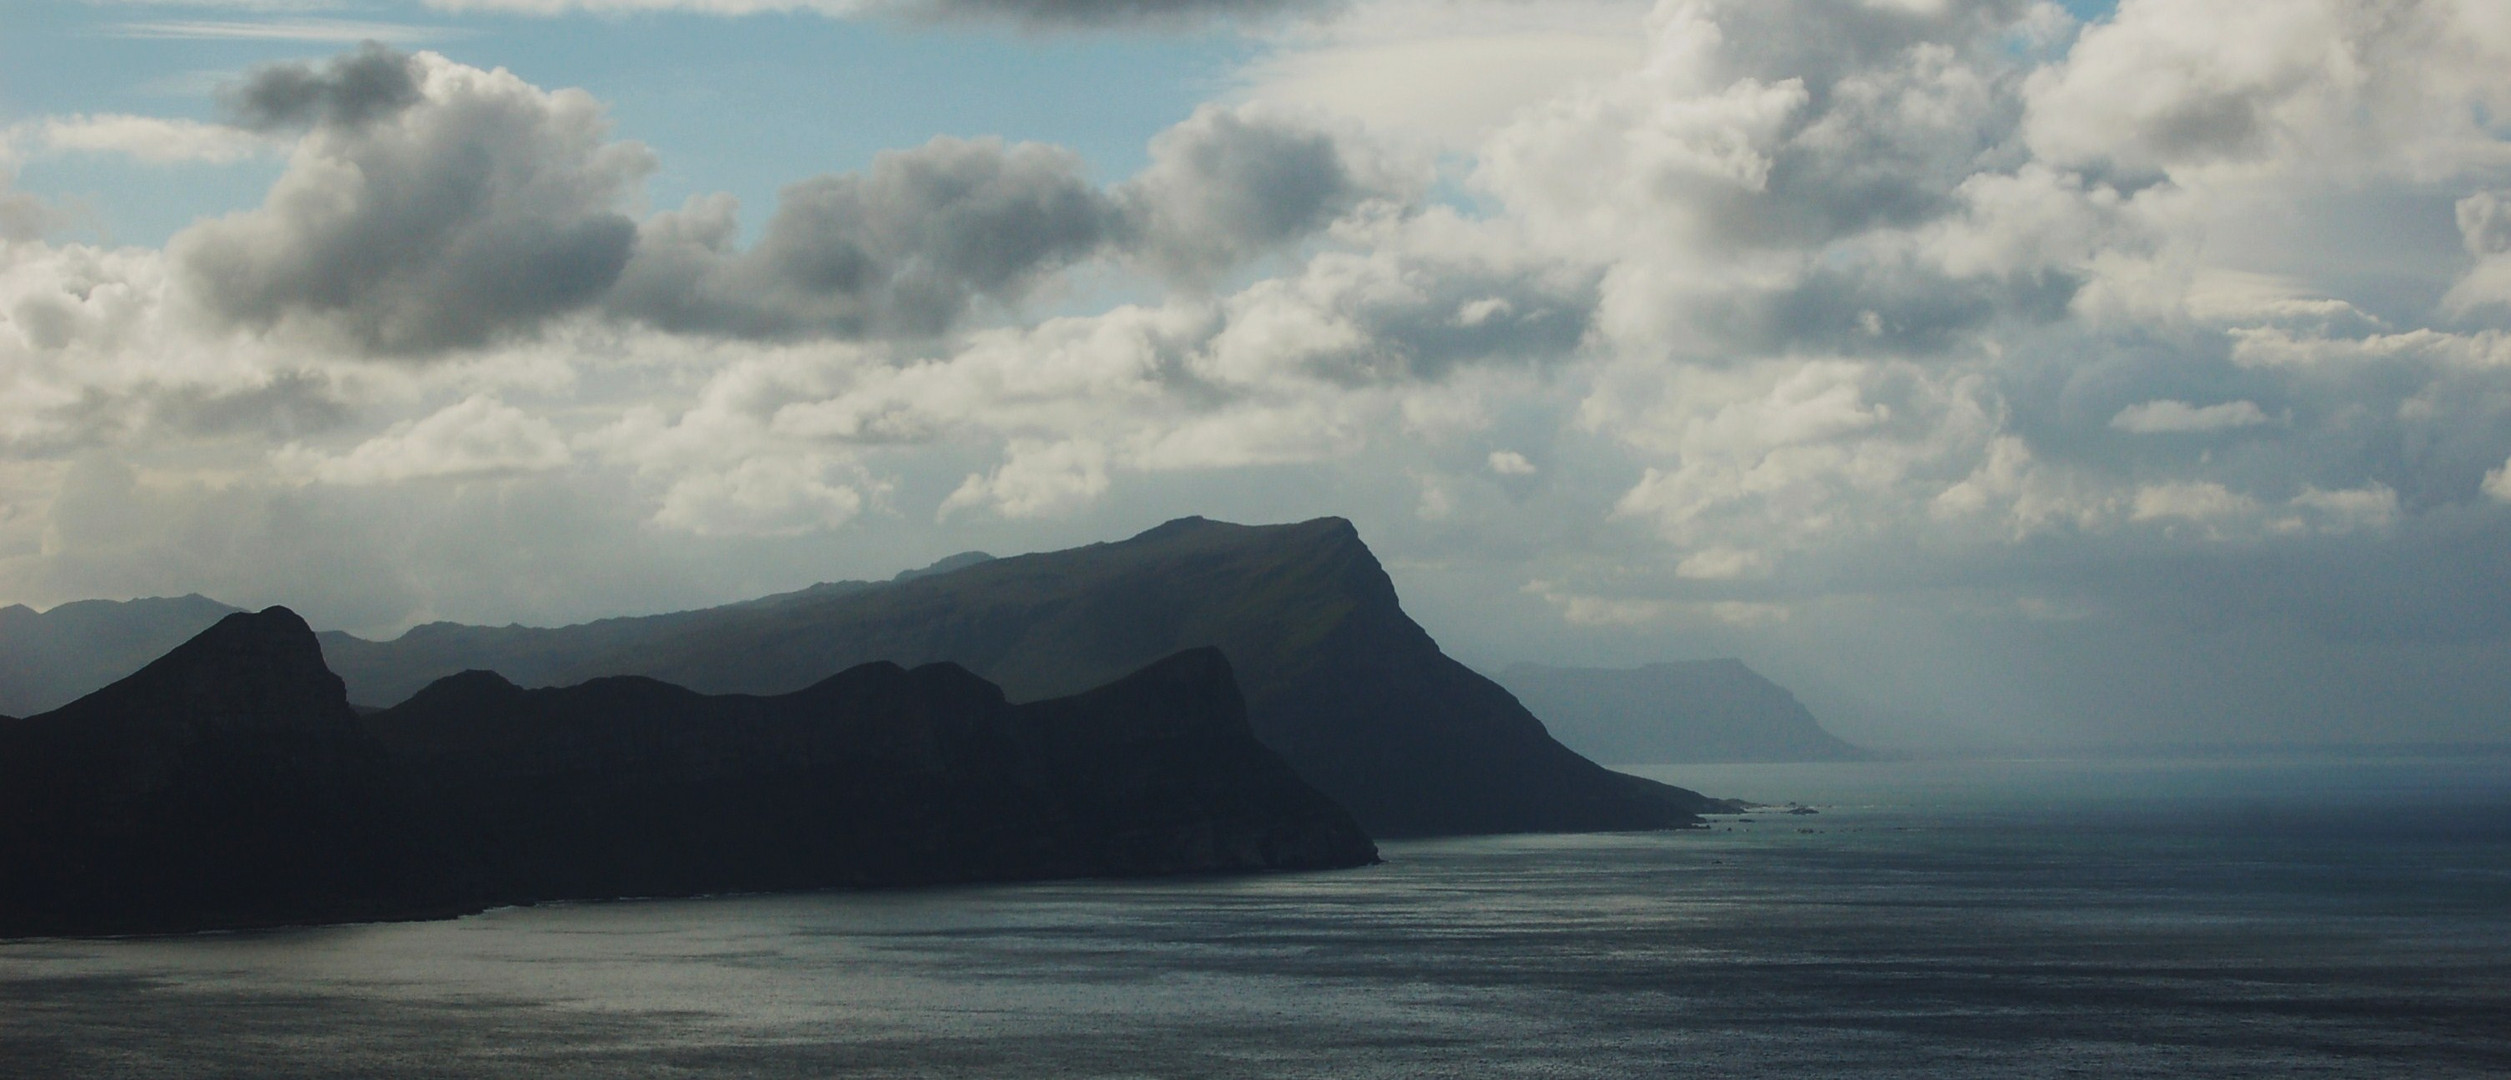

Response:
(173, 47), (650, 355)
(1117, 106), (1386, 285)
(3, 371), (351, 457)
(219, 42), (425, 132)
(611, 137), (1117, 339)
(614, 107), (1399, 340)
(1723, 264), (2079, 360)
(158, 46), (1396, 352)
(1267, 258), (1600, 386)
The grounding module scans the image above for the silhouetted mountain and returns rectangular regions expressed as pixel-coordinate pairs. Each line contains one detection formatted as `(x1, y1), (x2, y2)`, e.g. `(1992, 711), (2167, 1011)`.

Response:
(2, 611), (1373, 937)
(369, 647), (1372, 902)
(0, 594), (242, 715)
(0, 608), (458, 937)
(321, 517), (1722, 836)
(1493, 660), (1872, 764)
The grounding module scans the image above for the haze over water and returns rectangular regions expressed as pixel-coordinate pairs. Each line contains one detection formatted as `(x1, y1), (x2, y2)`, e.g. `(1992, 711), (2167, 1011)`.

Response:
(3, 755), (2504, 1077)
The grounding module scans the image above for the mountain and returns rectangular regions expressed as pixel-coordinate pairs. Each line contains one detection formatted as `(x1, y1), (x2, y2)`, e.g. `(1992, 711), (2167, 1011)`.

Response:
(0, 554), (1000, 717)
(369, 647), (1372, 902)
(1492, 660), (1872, 764)
(0, 607), (458, 937)
(0, 594), (243, 716)
(320, 517), (1722, 837)
(1, 608), (1374, 937)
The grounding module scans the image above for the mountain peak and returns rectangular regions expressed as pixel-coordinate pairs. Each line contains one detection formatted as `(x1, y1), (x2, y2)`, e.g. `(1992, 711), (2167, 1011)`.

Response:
(1128, 515), (1224, 543)
(893, 551), (996, 582)
(394, 668), (525, 712)
(37, 605), (353, 733)
(1126, 515), (1361, 549)
(2, 606), (424, 936)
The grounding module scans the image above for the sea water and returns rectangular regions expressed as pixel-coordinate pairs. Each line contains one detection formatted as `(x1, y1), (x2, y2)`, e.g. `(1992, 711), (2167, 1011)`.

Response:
(3, 755), (2506, 1079)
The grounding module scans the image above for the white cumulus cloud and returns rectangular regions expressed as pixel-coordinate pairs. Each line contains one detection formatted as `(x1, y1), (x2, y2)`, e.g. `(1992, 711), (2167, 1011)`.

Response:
(278, 395), (571, 484)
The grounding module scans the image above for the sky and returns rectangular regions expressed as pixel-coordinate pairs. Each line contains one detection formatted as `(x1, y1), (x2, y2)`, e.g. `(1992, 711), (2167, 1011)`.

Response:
(3, 0), (2509, 752)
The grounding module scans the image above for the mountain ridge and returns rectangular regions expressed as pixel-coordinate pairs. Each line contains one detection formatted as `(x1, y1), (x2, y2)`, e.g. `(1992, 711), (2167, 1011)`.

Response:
(319, 516), (1725, 837)
(1, 607), (1376, 937)
(0, 607), (462, 936)
(0, 593), (245, 716)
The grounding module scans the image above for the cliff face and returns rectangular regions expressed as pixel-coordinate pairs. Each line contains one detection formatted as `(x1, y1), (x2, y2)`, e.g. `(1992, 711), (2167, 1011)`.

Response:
(323, 517), (1721, 837)
(1494, 660), (1872, 764)
(0, 612), (1374, 938)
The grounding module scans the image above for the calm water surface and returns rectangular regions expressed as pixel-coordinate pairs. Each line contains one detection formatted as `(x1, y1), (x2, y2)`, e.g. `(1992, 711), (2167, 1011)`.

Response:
(4, 756), (2507, 1078)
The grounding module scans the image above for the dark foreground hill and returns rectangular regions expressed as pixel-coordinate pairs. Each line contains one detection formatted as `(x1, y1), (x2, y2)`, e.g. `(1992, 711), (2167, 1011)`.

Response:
(1493, 660), (1872, 764)
(0, 608), (1374, 938)
(320, 517), (1722, 837)
(0, 608), (456, 936)
(370, 647), (1372, 902)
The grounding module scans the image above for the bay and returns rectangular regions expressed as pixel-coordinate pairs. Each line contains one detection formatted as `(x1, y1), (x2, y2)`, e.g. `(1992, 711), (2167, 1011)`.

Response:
(4, 755), (2507, 1078)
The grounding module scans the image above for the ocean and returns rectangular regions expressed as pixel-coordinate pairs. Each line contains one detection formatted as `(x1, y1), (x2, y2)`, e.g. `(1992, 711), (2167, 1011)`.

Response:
(3, 755), (2506, 1078)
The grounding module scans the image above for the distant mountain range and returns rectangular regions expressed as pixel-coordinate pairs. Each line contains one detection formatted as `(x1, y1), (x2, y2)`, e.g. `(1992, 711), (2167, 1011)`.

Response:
(1492, 660), (1871, 764)
(0, 517), (1729, 839)
(0, 557), (1002, 717)
(0, 594), (243, 716)
(1, 608), (1374, 937)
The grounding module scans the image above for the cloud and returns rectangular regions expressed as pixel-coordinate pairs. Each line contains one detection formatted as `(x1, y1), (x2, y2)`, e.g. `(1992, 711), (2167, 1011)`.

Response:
(651, 455), (865, 537)
(278, 395), (571, 484)
(218, 42), (428, 132)
(1117, 104), (1411, 285)
(1232, 1), (1649, 148)
(2107, 398), (2270, 434)
(109, 19), (463, 44)
(29, 115), (274, 166)
(612, 102), (1406, 340)
(906, 0), (1331, 27)
(171, 48), (652, 355)
(941, 437), (1111, 518)
(2445, 190), (2511, 314)
(0, 137), (59, 243)
(7, 2), (2511, 747)
(1674, 545), (1771, 580)
(2021, 1), (2511, 182)
(1523, 578), (1668, 626)
(2130, 480), (2255, 524)
(416, 0), (1326, 29)
(611, 137), (1115, 340)
(2484, 457), (2511, 502)
(45, 46), (1404, 362)
(2459, 191), (2511, 257)
(0, 194), (54, 243)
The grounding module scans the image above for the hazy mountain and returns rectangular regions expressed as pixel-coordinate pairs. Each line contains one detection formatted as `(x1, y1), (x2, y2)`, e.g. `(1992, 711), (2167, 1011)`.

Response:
(1493, 660), (1872, 764)
(0, 607), (458, 937)
(1, 607), (1376, 937)
(0, 553), (978, 715)
(0, 594), (242, 716)
(320, 516), (1724, 837)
